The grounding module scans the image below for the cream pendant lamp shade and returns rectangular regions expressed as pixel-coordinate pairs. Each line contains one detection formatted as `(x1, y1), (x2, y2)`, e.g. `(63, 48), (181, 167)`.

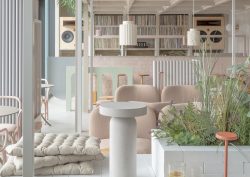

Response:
(187, 28), (200, 46)
(119, 21), (137, 46)
(187, 0), (200, 46)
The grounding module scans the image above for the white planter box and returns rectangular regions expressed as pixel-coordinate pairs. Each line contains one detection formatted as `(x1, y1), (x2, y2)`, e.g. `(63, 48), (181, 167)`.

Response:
(152, 137), (250, 177)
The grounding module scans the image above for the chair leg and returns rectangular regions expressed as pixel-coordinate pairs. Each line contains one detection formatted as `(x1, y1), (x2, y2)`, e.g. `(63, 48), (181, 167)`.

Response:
(2, 150), (7, 164)
(45, 100), (49, 120)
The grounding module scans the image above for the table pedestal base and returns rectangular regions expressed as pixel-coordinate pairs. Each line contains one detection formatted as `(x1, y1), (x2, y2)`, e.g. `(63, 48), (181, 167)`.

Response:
(110, 117), (136, 177)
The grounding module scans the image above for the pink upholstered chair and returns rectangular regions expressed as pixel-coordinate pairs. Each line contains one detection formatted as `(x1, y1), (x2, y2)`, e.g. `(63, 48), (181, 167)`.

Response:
(161, 85), (201, 104)
(89, 85), (166, 154)
(0, 96), (22, 142)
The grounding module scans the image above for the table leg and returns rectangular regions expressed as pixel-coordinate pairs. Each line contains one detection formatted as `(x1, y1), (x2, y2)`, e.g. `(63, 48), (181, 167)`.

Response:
(110, 117), (137, 177)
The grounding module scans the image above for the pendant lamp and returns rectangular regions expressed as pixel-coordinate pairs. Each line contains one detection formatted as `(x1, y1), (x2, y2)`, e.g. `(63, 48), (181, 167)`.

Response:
(119, 21), (137, 46)
(187, 0), (200, 46)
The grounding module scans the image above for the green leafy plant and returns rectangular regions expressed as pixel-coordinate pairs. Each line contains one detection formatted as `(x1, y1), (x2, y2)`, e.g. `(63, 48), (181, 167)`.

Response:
(154, 45), (250, 145)
(58, 0), (76, 13)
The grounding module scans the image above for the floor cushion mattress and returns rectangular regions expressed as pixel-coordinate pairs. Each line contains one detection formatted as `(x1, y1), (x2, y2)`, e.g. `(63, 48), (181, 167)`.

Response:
(6, 133), (101, 157)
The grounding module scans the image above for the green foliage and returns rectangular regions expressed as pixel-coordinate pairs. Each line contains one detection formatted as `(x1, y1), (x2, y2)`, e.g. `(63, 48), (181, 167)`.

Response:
(58, 0), (76, 13)
(154, 47), (250, 145)
(155, 103), (217, 145)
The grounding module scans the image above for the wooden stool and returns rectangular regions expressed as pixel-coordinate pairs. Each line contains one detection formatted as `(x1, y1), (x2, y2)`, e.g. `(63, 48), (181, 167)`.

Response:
(99, 95), (114, 101)
(138, 74), (149, 84)
(117, 74), (127, 87)
(216, 132), (238, 177)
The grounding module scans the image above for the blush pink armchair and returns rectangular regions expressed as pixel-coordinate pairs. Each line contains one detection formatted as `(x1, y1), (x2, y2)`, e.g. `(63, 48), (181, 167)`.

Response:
(90, 85), (164, 154)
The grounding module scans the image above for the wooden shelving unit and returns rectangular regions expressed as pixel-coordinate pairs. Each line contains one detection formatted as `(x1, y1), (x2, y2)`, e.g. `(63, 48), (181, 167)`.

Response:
(159, 14), (188, 56)
(94, 14), (189, 56)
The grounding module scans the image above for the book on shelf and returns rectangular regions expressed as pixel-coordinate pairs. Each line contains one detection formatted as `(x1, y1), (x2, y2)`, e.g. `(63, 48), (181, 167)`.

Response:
(160, 14), (188, 26)
(94, 15), (123, 26)
(94, 38), (119, 49)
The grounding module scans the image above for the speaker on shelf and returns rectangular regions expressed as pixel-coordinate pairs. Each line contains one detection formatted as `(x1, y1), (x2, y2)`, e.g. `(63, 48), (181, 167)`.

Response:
(60, 17), (83, 51)
(194, 16), (225, 50)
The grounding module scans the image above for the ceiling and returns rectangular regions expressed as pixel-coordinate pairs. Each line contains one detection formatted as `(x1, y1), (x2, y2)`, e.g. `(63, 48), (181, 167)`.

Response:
(93, 0), (250, 14)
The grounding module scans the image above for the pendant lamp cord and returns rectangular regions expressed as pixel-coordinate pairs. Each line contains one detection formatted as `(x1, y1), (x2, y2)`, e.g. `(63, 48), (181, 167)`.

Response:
(193, 0), (195, 28)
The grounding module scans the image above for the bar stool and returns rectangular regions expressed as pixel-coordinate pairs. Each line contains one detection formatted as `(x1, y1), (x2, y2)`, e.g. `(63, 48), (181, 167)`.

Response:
(117, 73), (127, 87)
(98, 73), (127, 102)
(138, 74), (149, 84)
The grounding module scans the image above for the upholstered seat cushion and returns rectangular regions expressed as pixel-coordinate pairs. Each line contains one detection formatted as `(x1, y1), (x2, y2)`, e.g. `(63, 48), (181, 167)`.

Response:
(0, 156), (94, 177)
(6, 133), (101, 157)
(14, 154), (104, 170)
(100, 138), (151, 154)
(0, 124), (16, 133)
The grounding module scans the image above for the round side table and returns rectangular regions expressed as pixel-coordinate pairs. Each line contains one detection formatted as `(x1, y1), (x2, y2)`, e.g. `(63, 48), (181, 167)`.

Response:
(100, 102), (147, 177)
(216, 132), (238, 177)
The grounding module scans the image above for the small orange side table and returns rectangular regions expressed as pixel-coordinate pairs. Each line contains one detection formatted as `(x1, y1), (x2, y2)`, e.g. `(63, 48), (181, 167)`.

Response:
(216, 132), (238, 177)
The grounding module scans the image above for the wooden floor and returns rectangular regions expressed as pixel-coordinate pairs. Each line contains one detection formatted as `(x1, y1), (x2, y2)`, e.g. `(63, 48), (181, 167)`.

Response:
(11, 155), (156, 177)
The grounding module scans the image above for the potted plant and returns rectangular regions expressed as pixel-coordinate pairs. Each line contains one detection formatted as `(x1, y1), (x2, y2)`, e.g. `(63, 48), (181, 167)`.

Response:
(152, 46), (250, 177)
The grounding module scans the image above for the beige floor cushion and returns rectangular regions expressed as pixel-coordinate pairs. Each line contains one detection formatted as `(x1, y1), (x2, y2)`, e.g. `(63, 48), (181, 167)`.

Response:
(6, 133), (101, 157)
(100, 138), (151, 154)
(0, 156), (95, 176)
(14, 153), (104, 170)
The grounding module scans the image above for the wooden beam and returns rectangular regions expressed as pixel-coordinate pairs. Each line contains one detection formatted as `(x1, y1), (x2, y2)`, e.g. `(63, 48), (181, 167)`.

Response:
(197, 0), (230, 12)
(128, 0), (136, 11)
(158, 0), (185, 14)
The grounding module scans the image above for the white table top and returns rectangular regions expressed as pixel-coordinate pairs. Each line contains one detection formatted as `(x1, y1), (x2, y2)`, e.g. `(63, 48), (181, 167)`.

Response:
(41, 84), (54, 89)
(100, 101), (147, 118)
(0, 106), (19, 117)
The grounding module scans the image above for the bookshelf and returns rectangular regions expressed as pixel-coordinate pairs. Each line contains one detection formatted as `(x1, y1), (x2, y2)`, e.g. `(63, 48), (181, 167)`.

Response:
(94, 14), (189, 56)
(159, 14), (188, 56)
(94, 15), (122, 53)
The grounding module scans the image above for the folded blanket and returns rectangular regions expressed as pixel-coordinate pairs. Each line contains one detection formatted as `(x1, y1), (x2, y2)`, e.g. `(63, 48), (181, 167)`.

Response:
(14, 153), (104, 170)
(0, 156), (95, 176)
(6, 133), (101, 157)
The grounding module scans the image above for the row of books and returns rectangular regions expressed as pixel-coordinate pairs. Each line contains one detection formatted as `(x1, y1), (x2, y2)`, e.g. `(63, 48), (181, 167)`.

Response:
(94, 26), (157, 36)
(159, 26), (187, 35)
(129, 15), (156, 25)
(137, 26), (156, 35)
(95, 15), (123, 26)
(95, 26), (119, 35)
(160, 38), (184, 49)
(160, 15), (188, 26)
(94, 38), (119, 49)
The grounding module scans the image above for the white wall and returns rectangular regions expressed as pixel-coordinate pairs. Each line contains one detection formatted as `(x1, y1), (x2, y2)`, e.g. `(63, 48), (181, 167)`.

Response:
(226, 9), (250, 56)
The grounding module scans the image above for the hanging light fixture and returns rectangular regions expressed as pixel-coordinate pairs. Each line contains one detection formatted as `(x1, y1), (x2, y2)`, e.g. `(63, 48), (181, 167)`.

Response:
(119, 0), (137, 46)
(187, 0), (200, 46)
(119, 21), (137, 46)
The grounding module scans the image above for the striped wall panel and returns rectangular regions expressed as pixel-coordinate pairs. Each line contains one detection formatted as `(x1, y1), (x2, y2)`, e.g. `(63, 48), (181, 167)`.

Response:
(0, 0), (23, 124)
(153, 60), (199, 90)
(0, 0), (41, 124)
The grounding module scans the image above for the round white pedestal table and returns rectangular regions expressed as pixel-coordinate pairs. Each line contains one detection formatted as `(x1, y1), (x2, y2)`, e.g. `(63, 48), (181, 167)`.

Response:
(100, 102), (147, 177)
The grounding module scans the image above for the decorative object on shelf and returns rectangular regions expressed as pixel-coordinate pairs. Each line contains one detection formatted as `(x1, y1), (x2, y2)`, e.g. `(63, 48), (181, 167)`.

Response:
(136, 42), (148, 48)
(119, 21), (137, 46)
(187, 0), (200, 46)
(95, 29), (102, 36)
(216, 132), (238, 177)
